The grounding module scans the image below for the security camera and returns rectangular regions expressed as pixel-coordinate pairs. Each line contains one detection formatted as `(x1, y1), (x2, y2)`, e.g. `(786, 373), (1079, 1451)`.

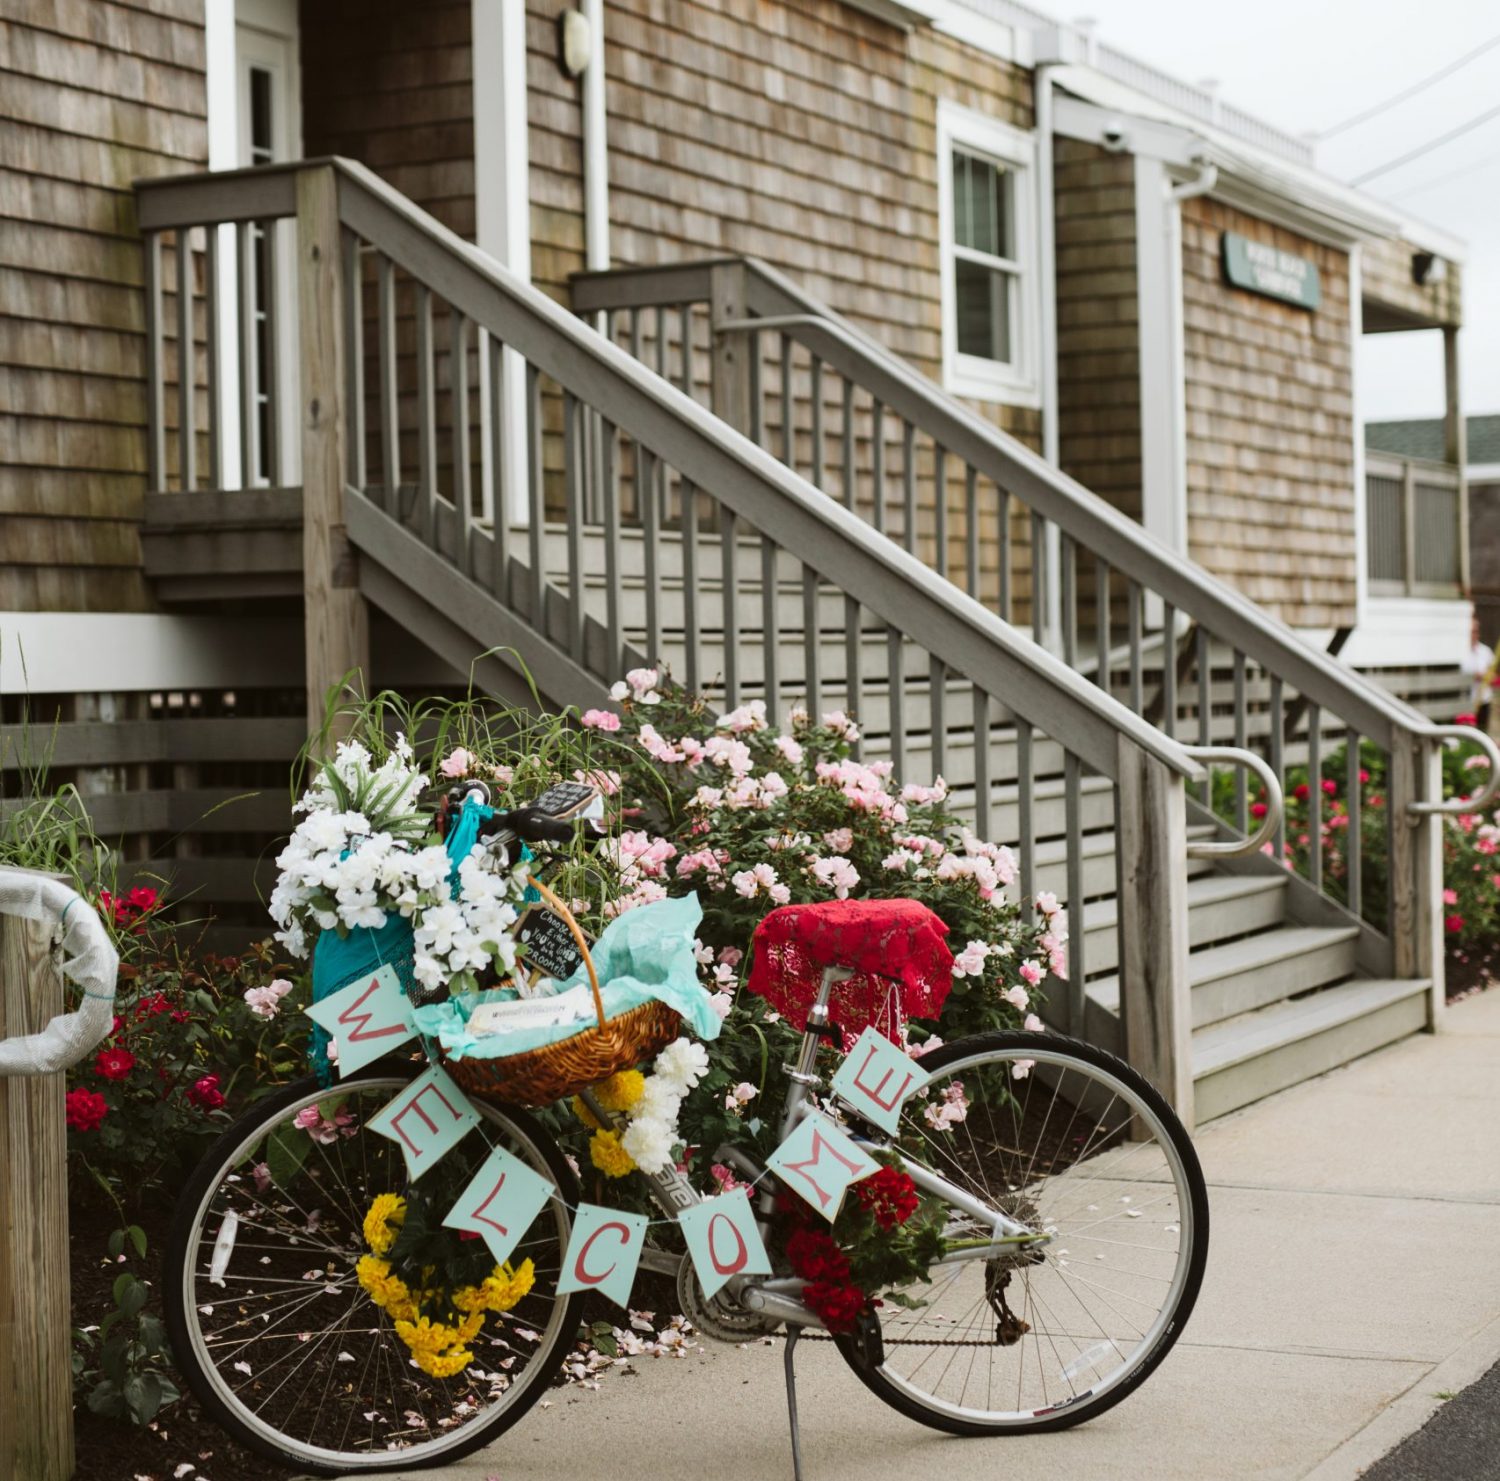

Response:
(1101, 120), (1128, 151)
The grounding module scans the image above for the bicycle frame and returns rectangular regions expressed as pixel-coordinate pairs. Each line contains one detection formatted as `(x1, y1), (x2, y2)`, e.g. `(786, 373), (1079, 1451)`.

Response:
(589, 966), (1049, 1333)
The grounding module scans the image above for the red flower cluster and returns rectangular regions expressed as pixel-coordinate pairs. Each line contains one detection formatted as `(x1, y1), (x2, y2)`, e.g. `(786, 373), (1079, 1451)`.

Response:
(188, 1073), (225, 1111)
(94, 1046), (136, 1081)
(1446, 913), (1466, 935)
(99, 885), (160, 934)
(854, 1166), (920, 1232)
(786, 1227), (850, 1284)
(65, 1087), (108, 1132)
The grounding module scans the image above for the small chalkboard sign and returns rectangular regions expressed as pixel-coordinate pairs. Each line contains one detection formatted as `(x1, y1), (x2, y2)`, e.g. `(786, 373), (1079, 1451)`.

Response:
(515, 905), (592, 984)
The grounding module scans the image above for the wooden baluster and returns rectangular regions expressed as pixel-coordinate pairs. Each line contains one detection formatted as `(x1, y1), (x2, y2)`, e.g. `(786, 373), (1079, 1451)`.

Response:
(887, 628), (907, 779)
(526, 364), (546, 634)
(1269, 675), (1286, 862)
(450, 309), (471, 576)
(1197, 625), (1211, 805)
(203, 226), (221, 487)
(602, 419), (622, 677)
(1162, 601), (1177, 739)
(377, 255), (400, 513)
(1030, 512), (1046, 645)
(965, 466), (979, 597)
(487, 330), (507, 599)
(176, 227), (196, 490)
(810, 356), (824, 491)
(761, 534), (779, 713)
(1128, 579), (1144, 714)
(1061, 532), (1077, 668)
(845, 596), (862, 758)
(415, 284), (437, 546)
(678, 303), (693, 395)
(721, 504), (739, 706)
(902, 420), (917, 554)
(144, 230), (166, 492)
(682, 479), (701, 691)
(1064, 750), (1084, 1032)
(780, 333), (794, 470)
(972, 686), (992, 837)
(1233, 650), (1248, 832)
(933, 447), (948, 580)
(803, 565), (821, 715)
(641, 447), (662, 664)
(871, 398), (885, 535)
(929, 655), (946, 781)
(342, 230), (365, 494)
(748, 328), (763, 447)
(262, 219), (282, 481)
(1346, 727), (1362, 918)
(1097, 557), (1112, 694)
(236, 221), (256, 486)
(563, 392), (584, 663)
(1017, 722), (1035, 920)
(1307, 703), (1323, 892)
(998, 487), (1012, 622)
(841, 377), (855, 509)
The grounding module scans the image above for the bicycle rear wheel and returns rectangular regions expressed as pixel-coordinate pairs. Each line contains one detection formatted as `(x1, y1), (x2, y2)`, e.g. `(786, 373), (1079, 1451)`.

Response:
(163, 1065), (583, 1474)
(834, 1030), (1208, 1434)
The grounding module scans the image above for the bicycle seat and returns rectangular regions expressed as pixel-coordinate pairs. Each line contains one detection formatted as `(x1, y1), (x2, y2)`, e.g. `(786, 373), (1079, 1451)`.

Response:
(745, 898), (954, 1040)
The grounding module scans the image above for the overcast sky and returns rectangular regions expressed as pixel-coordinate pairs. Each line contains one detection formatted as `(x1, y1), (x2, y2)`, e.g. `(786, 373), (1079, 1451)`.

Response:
(1068, 0), (1500, 423)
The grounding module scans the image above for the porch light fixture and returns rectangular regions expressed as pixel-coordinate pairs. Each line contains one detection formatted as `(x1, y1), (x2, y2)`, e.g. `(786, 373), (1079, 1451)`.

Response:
(558, 9), (592, 77)
(1412, 251), (1447, 286)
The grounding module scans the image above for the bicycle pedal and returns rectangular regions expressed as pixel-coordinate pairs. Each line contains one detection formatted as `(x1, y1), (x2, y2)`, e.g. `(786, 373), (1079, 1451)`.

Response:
(845, 1308), (886, 1372)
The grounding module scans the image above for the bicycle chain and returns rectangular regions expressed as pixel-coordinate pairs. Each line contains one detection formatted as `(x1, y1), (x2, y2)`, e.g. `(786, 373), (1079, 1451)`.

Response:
(798, 1331), (1004, 1348)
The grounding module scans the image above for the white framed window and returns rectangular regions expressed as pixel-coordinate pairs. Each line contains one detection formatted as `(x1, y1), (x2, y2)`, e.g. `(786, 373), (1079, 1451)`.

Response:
(937, 101), (1040, 406)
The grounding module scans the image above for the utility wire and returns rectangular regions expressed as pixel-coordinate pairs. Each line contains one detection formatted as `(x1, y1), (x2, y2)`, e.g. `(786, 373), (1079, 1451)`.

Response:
(1390, 149), (1500, 198)
(1352, 99), (1500, 185)
(1314, 28), (1500, 140)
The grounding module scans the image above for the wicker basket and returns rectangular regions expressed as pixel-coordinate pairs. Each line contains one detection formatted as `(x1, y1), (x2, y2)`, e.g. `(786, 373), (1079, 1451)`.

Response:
(439, 875), (682, 1109)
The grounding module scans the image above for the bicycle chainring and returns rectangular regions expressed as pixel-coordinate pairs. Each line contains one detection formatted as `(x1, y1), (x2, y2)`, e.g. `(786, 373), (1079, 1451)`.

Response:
(676, 1262), (781, 1345)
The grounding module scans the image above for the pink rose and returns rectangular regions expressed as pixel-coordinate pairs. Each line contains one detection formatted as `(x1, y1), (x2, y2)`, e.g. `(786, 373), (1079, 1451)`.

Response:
(580, 708), (622, 731)
(439, 747), (478, 778)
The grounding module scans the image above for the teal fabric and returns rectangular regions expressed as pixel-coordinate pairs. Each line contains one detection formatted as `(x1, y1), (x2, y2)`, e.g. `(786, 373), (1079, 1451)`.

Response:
(412, 893), (720, 1060)
(306, 795), (492, 1083)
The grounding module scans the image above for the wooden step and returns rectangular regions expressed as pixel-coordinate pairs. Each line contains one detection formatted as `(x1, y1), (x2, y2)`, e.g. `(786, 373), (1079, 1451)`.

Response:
(1085, 922), (1362, 1030)
(1191, 977), (1428, 1122)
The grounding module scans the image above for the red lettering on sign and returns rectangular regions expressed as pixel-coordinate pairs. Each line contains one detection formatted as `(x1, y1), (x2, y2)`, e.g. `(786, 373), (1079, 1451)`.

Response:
(468, 1172), (511, 1239)
(336, 978), (409, 1043)
(574, 1221), (629, 1287)
(707, 1211), (750, 1277)
(388, 1082), (465, 1156)
(850, 1043), (916, 1114)
(781, 1127), (867, 1211)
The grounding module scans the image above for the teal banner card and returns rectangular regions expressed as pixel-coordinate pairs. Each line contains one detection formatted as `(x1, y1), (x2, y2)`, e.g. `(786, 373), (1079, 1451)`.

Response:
(678, 1188), (771, 1300)
(830, 1025), (930, 1135)
(442, 1143), (555, 1266)
(305, 963), (416, 1076)
(558, 1204), (649, 1308)
(367, 1063), (481, 1180)
(767, 1112), (879, 1222)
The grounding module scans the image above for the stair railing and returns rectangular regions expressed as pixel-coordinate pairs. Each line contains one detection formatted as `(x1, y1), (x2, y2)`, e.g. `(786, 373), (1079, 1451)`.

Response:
(573, 256), (1499, 1002)
(135, 158), (1271, 1118)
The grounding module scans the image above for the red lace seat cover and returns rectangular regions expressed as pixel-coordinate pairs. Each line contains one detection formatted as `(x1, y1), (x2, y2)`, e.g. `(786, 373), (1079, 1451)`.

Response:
(745, 898), (953, 1041)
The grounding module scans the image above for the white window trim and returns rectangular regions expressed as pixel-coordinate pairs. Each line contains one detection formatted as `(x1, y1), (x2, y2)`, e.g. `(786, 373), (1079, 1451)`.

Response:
(937, 100), (1041, 408)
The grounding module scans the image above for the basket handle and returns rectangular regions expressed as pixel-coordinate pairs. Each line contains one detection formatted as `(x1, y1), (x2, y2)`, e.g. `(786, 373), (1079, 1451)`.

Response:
(525, 874), (605, 1031)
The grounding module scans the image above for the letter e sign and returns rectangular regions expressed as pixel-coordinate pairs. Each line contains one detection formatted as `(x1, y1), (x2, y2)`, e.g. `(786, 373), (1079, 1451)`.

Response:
(829, 1025), (930, 1135)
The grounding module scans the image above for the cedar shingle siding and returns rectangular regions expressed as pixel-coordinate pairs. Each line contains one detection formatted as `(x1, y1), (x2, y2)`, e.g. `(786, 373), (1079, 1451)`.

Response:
(0, 0), (207, 612)
(1180, 197), (1355, 628)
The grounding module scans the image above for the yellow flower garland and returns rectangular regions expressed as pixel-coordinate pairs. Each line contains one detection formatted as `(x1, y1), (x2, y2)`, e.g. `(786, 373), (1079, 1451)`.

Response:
(356, 1193), (535, 1377)
(588, 1128), (637, 1178)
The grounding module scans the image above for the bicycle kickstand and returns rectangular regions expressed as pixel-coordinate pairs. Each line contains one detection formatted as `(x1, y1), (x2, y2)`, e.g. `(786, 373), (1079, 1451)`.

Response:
(783, 1323), (807, 1481)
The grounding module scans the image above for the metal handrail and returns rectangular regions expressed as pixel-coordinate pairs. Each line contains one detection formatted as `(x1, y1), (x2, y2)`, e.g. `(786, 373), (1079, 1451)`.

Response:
(573, 255), (1490, 818)
(1180, 747), (1284, 859)
(1410, 725), (1500, 817)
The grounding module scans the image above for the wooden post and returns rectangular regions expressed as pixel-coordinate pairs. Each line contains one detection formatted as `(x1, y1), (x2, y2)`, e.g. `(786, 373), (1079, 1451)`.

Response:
(709, 261), (753, 437)
(297, 165), (368, 737)
(1115, 739), (1194, 1130)
(1389, 734), (1444, 1026)
(1444, 326), (1470, 595)
(0, 900), (73, 1481)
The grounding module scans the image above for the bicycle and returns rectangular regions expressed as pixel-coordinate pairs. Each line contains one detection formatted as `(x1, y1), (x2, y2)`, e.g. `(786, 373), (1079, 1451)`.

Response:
(162, 802), (1209, 1475)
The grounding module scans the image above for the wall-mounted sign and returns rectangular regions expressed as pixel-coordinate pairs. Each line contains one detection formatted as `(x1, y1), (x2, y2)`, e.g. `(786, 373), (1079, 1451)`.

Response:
(1221, 232), (1321, 312)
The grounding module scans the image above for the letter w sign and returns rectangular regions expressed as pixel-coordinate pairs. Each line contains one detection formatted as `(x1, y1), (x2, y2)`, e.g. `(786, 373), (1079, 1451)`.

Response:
(305, 964), (417, 1076)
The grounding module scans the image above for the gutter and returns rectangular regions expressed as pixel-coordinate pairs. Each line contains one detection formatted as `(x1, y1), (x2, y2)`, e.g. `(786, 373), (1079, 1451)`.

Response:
(581, 0), (609, 274)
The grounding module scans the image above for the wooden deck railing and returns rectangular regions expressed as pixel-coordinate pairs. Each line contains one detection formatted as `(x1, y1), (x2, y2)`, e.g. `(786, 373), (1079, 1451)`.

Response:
(133, 157), (1266, 1115)
(1365, 452), (1467, 598)
(573, 256), (1499, 997)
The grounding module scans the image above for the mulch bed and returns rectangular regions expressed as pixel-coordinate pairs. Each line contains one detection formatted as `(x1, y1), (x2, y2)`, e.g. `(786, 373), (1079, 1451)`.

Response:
(1446, 942), (1499, 1003)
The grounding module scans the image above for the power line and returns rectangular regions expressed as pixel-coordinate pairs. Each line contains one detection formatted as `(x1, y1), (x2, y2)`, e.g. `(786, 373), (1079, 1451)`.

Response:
(1352, 99), (1500, 185)
(1389, 150), (1500, 199)
(1314, 28), (1500, 139)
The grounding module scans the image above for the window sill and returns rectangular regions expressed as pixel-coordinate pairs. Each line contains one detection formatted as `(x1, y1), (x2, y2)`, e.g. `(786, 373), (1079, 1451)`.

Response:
(942, 358), (1041, 410)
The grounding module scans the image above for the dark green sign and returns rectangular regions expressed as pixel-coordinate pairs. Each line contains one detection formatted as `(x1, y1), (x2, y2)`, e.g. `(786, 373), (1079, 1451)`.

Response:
(1221, 231), (1321, 311)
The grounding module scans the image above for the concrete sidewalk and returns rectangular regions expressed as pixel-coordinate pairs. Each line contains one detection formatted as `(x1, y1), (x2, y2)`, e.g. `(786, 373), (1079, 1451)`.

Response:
(355, 987), (1500, 1481)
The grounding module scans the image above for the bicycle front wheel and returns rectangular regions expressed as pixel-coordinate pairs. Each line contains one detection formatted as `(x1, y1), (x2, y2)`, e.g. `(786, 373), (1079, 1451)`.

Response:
(835, 1031), (1208, 1434)
(163, 1066), (584, 1474)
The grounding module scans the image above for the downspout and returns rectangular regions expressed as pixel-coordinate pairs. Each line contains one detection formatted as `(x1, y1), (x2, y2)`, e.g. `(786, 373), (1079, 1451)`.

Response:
(581, 0), (609, 276)
(1037, 62), (1062, 650)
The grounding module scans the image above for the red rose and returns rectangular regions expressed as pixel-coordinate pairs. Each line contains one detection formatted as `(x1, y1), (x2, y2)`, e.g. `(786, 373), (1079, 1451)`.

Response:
(127, 886), (158, 912)
(1293, 783), (1310, 802)
(134, 993), (170, 1020)
(65, 1088), (108, 1133)
(1321, 779), (1338, 796)
(1359, 769), (1370, 784)
(803, 1279), (868, 1334)
(1445, 914), (1466, 935)
(1250, 802), (1268, 819)
(94, 1046), (135, 1081)
(1456, 713), (1478, 728)
(188, 1073), (225, 1110)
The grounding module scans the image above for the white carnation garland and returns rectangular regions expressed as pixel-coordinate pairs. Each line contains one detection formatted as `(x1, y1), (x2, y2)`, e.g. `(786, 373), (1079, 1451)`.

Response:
(618, 1036), (710, 1174)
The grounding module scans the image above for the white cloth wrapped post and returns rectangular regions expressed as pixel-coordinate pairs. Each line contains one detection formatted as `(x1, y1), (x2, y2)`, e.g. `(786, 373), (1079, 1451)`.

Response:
(0, 866), (119, 1076)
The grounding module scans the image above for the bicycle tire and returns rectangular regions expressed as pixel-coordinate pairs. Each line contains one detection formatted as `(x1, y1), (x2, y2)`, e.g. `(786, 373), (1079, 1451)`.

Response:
(832, 1029), (1209, 1435)
(162, 1063), (585, 1474)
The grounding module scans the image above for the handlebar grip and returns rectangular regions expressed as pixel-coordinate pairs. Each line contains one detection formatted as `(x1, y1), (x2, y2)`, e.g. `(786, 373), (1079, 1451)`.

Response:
(484, 807), (579, 846)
